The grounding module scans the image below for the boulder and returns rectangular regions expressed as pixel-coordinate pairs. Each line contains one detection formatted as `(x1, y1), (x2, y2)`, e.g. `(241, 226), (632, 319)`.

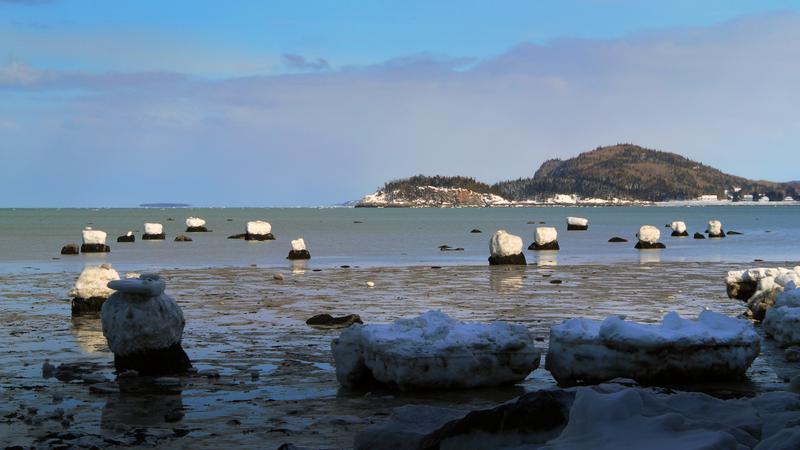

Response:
(566, 216), (588, 231)
(634, 225), (665, 249)
(174, 235), (192, 242)
(306, 314), (363, 329)
(244, 220), (275, 240)
(529, 226), (559, 251)
(185, 217), (209, 232)
(142, 223), (165, 240)
(670, 221), (688, 237)
(81, 227), (110, 253)
(101, 275), (191, 375)
(693, 232), (705, 239)
(470, 229), (482, 233)
(60, 244), (80, 255)
(608, 237), (628, 243)
(69, 264), (120, 314)
(708, 219), (726, 238)
(116, 231), (135, 243)
(331, 310), (540, 390)
(287, 238), (311, 260)
(545, 310), (759, 383)
(489, 230), (526, 265)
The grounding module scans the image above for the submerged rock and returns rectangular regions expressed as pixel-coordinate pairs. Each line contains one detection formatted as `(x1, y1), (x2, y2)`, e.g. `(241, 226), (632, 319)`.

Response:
(306, 313), (363, 329)
(634, 225), (665, 249)
(287, 238), (311, 260)
(489, 230), (527, 265)
(529, 227), (560, 251)
(331, 310), (540, 390)
(116, 231), (135, 243)
(60, 244), (80, 255)
(470, 229), (482, 233)
(185, 217), (209, 232)
(81, 227), (110, 253)
(566, 216), (588, 231)
(69, 264), (121, 314)
(693, 232), (706, 239)
(142, 223), (165, 240)
(545, 310), (759, 383)
(101, 274), (191, 375)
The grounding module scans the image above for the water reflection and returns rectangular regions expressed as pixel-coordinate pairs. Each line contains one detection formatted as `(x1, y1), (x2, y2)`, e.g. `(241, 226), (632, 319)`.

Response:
(638, 250), (662, 265)
(290, 260), (307, 275)
(489, 267), (525, 293)
(535, 251), (558, 267)
(71, 314), (109, 354)
(102, 380), (185, 430)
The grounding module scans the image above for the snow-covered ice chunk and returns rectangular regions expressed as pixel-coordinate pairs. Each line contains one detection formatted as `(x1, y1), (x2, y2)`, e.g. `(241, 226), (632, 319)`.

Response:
(185, 217), (206, 228)
(763, 285), (800, 346)
(69, 264), (120, 300)
(636, 225), (660, 244)
(291, 238), (306, 251)
(246, 220), (271, 235)
(331, 310), (540, 390)
(489, 230), (523, 257)
(81, 228), (107, 245)
(725, 266), (800, 319)
(535, 227), (558, 245)
(545, 310), (760, 383)
(144, 223), (163, 235)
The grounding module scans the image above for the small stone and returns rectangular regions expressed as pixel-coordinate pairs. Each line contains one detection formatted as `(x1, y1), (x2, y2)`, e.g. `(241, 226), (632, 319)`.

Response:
(366, 281), (375, 288)
(273, 273), (284, 281)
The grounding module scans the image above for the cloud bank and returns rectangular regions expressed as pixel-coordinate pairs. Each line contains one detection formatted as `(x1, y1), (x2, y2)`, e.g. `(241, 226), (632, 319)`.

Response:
(1, 13), (799, 206)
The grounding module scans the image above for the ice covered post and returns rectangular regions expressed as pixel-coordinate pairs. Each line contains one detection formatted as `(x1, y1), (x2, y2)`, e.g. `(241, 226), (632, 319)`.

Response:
(142, 223), (165, 240)
(245, 220), (275, 241)
(635, 225), (665, 249)
(69, 264), (120, 314)
(566, 216), (589, 231)
(708, 219), (726, 238)
(101, 274), (192, 375)
(670, 221), (688, 237)
(81, 227), (110, 253)
(287, 237), (311, 260)
(488, 230), (526, 265)
(185, 217), (209, 232)
(529, 227), (559, 251)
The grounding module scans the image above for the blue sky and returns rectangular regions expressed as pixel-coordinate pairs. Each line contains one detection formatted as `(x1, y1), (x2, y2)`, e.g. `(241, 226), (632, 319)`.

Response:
(1, 0), (799, 206)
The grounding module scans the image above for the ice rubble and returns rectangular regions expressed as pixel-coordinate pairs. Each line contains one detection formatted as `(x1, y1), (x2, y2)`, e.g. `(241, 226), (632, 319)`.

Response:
(331, 310), (540, 390)
(725, 266), (800, 319)
(545, 310), (760, 383)
(764, 283), (800, 347)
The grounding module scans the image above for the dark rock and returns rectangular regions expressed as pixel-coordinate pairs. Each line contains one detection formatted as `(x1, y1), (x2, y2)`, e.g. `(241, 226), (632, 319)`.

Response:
(227, 233), (247, 239)
(174, 235), (192, 242)
(550, 280), (563, 284)
(439, 245), (464, 251)
(185, 226), (209, 232)
(694, 232), (706, 239)
(71, 297), (106, 314)
(60, 244), (80, 255)
(634, 241), (666, 249)
(116, 234), (135, 243)
(608, 237), (628, 243)
(142, 233), (166, 240)
(226, 218), (233, 221)
(470, 229), (482, 233)
(708, 231), (726, 238)
(488, 253), (527, 265)
(166, 218), (174, 221)
(244, 233), (275, 241)
(566, 224), (588, 231)
(727, 279), (758, 301)
(727, 231), (743, 235)
(353, 221), (363, 224)
(306, 313), (363, 329)
(113, 342), (192, 376)
(287, 249), (311, 260)
(529, 241), (560, 251)
(80, 243), (110, 253)
(671, 231), (689, 237)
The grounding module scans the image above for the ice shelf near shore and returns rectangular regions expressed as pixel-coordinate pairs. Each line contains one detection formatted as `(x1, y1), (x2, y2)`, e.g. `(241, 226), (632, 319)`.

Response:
(726, 266), (800, 320)
(763, 283), (800, 347)
(545, 310), (760, 383)
(331, 310), (540, 390)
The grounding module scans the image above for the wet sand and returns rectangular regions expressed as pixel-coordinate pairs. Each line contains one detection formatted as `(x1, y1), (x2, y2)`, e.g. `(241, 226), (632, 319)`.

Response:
(1, 261), (799, 448)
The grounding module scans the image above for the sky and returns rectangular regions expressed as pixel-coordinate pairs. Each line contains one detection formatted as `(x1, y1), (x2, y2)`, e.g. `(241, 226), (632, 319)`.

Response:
(1, 0), (799, 207)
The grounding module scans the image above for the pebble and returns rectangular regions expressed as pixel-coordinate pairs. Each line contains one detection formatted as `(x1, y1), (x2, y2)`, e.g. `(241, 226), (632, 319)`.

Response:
(274, 273), (285, 281)
(366, 281), (375, 288)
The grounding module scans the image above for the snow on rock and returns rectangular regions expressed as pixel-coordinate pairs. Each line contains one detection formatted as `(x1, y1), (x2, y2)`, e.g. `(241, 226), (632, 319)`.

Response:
(708, 219), (725, 238)
(566, 216), (588, 230)
(185, 217), (206, 228)
(725, 266), (800, 320)
(545, 310), (760, 383)
(535, 227), (558, 245)
(331, 310), (540, 390)
(246, 220), (271, 235)
(670, 221), (688, 236)
(69, 264), (120, 300)
(144, 223), (163, 235)
(291, 238), (306, 251)
(82, 228), (107, 245)
(636, 225), (660, 244)
(287, 237), (311, 260)
(101, 274), (191, 375)
(763, 284), (800, 346)
(490, 230), (523, 257)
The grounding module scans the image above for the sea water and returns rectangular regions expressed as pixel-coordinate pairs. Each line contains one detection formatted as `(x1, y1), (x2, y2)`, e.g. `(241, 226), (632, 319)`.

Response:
(0, 205), (798, 274)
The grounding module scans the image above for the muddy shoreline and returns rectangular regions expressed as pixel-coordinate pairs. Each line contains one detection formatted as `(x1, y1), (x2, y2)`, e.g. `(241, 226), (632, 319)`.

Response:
(2, 261), (799, 448)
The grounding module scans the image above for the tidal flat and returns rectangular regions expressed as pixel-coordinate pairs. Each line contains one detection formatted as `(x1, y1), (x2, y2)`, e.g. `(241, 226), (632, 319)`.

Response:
(2, 261), (798, 448)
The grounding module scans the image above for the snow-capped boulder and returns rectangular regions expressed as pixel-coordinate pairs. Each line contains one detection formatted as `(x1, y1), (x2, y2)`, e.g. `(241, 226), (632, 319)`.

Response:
(185, 216), (209, 232)
(545, 310), (760, 383)
(566, 216), (588, 231)
(69, 264), (120, 314)
(489, 230), (526, 265)
(725, 266), (800, 320)
(529, 227), (559, 251)
(101, 274), (191, 375)
(244, 220), (275, 241)
(331, 310), (540, 390)
(634, 225), (665, 249)
(763, 284), (800, 347)
(287, 237), (311, 260)
(670, 221), (688, 237)
(142, 223), (165, 240)
(116, 231), (135, 243)
(708, 219), (726, 238)
(60, 244), (79, 255)
(81, 227), (110, 253)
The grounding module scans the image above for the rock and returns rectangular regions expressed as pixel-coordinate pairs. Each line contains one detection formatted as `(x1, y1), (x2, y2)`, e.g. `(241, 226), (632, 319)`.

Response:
(366, 281), (375, 288)
(608, 237), (628, 243)
(545, 310), (760, 383)
(306, 314), (363, 329)
(763, 286), (800, 346)
(726, 267), (800, 320)
(227, 233), (247, 239)
(354, 405), (468, 450)
(693, 232), (705, 239)
(470, 229), (482, 233)
(529, 227), (559, 251)
(174, 235), (192, 242)
(60, 244), (80, 255)
(142, 223), (165, 240)
(489, 230), (527, 265)
(634, 225), (665, 249)
(670, 221), (688, 237)
(69, 264), (121, 314)
(273, 272), (284, 281)
(287, 238), (311, 260)
(81, 227), (110, 253)
(708, 219), (726, 238)
(727, 230), (743, 235)
(244, 220), (275, 240)
(116, 231), (135, 243)
(566, 216), (588, 231)
(331, 310), (541, 390)
(102, 274), (191, 375)
(185, 217), (209, 232)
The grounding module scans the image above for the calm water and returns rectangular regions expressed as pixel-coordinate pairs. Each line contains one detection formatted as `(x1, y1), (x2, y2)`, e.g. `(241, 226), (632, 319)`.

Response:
(0, 206), (798, 273)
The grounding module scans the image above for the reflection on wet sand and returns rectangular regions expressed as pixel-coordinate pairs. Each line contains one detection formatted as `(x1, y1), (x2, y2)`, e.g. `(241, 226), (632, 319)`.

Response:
(71, 314), (109, 354)
(536, 251), (558, 267)
(639, 249), (662, 264)
(101, 380), (184, 430)
(291, 260), (307, 275)
(489, 267), (525, 293)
